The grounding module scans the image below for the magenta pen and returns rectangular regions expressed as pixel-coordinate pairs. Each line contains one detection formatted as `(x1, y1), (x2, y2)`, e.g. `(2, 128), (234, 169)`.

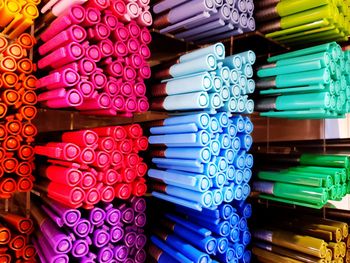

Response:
(139, 43), (150, 59)
(99, 39), (114, 58)
(90, 70), (108, 89)
(80, 170), (97, 189)
(106, 60), (124, 77)
(133, 82), (146, 96)
(126, 54), (144, 69)
(103, 11), (118, 30)
(138, 0), (150, 7)
(137, 63), (151, 79)
(38, 42), (85, 69)
(86, 0), (110, 10)
(137, 97), (149, 112)
(81, 7), (101, 27)
(125, 96), (137, 112)
(109, 0), (126, 18)
(76, 79), (95, 98)
(76, 93), (111, 110)
(88, 23), (111, 41)
(85, 44), (102, 62)
(114, 41), (128, 57)
(120, 81), (134, 97)
(123, 66), (137, 81)
(139, 27), (151, 44)
(113, 23), (130, 42)
(40, 5), (86, 42)
(127, 21), (141, 38)
(39, 25), (87, 55)
(137, 10), (152, 27)
(36, 68), (80, 90)
(112, 95), (125, 111)
(75, 147), (96, 164)
(43, 89), (83, 108)
(127, 37), (140, 54)
(56, 61), (79, 72)
(104, 78), (120, 97)
(38, 88), (67, 102)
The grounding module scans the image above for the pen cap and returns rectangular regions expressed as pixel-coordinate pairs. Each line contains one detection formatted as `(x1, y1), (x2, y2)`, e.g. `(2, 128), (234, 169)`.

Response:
(86, 0), (110, 10)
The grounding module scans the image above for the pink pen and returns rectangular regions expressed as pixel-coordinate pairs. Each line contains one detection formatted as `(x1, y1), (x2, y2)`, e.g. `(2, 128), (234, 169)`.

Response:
(40, 5), (86, 42)
(123, 66), (136, 81)
(81, 170), (97, 189)
(37, 88), (67, 102)
(106, 61), (123, 77)
(76, 93), (111, 110)
(137, 10), (152, 27)
(125, 96), (137, 112)
(114, 41), (128, 57)
(113, 23), (129, 42)
(137, 0), (150, 7)
(86, 0), (110, 10)
(111, 150), (123, 168)
(88, 23), (111, 41)
(76, 79), (95, 98)
(100, 185), (115, 203)
(139, 27), (151, 44)
(104, 78), (120, 97)
(126, 54), (143, 69)
(39, 25), (87, 56)
(127, 21), (141, 38)
(103, 11), (118, 30)
(109, 0), (126, 18)
(99, 39), (114, 58)
(75, 147), (96, 164)
(81, 109), (117, 116)
(137, 97), (149, 112)
(133, 82), (146, 96)
(138, 63), (151, 79)
(139, 43), (150, 59)
(77, 58), (97, 76)
(38, 42), (85, 69)
(43, 89), (83, 108)
(85, 44), (102, 62)
(120, 82), (133, 97)
(81, 7), (101, 27)
(120, 2), (141, 22)
(35, 142), (80, 161)
(92, 151), (110, 169)
(112, 95), (125, 111)
(97, 137), (115, 152)
(36, 68), (80, 90)
(62, 129), (99, 147)
(90, 70), (107, 89)
(126, 37), (140, 54)
(53, 61), (79, 72)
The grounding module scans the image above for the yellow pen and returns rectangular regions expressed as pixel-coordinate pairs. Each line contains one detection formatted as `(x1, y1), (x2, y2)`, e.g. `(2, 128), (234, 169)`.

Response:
(0, 0), (21, 28)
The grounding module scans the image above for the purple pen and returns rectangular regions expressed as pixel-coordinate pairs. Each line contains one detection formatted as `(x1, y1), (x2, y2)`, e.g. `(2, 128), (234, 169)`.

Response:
(93, 225), (110, 247)
(135, 249), (146, 263)
(130, 197), (146, 213)
(135, 213), (146, 228)
(32, 237), (48, 263)
(124, 231), (137, 248)
(71, 237), (91, 258)
(118, 204), (135, 224)
(80, 252), (97, 263)
(36, 234), (69, 263)
(97, 244), (114, 263)
(135, 233), (147, 249)
(114, 245), (129, 261)
(110, 225), (124, 243)
(74, 218), (92, 238)
(89, 207), (106, 226)
(105, 205), (121, 225)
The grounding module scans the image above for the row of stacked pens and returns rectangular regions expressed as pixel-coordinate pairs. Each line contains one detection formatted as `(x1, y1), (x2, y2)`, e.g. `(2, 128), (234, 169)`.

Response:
(255, 41), (350, 119)
(35, 0), (152, 116)
(152, 0), (255, 44)
(256, 0), (350, 46)
(148, 43), (255, 262)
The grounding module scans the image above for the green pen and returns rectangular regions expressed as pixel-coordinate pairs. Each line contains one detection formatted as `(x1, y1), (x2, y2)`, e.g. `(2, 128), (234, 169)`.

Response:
(289, 166), (342, 184)
(300, 154), (350, 168)
(260, 108), (331, 119)
(285, 169), (334, 188)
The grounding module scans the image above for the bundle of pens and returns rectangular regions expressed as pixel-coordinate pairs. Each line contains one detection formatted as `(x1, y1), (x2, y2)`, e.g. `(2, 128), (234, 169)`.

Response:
(253, 153), (350, 209)
(152, 0), (255, 44)
(151, 43), (256, 114)
(148, 112), (253, 211)
(252, 210), (349, 263)
(33, 124), (148, 209)
(149, 201), (252, 263)
(255, 42), (350, 119)
(256, 0), (350, 46)
(30, 195), (147, 262)
(35, 0), (152, 116)
(0, 0), (39, 39)
(0, 212), (36, 262)
(0, 33), (37, 198)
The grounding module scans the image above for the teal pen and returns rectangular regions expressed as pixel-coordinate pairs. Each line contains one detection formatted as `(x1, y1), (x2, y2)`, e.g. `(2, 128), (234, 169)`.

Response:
(179, 43), (225, 62)
(152, 192), (202, 211)
(148, 169), (211, 192)
(163, 113), (211, 129)
(259, 84), (326, 95)
(275, 51), (331, 67)
(149, 130), (211, 147)
(256, 68), (330, 89)
(165, 213), (212, 237)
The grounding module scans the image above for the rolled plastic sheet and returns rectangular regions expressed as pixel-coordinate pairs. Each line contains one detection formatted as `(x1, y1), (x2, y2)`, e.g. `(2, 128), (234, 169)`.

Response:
(35, 1), (152, 117)
(256, 1), (350, 46)
(256, 42), (350, 119)
(151, 44), (256, 114)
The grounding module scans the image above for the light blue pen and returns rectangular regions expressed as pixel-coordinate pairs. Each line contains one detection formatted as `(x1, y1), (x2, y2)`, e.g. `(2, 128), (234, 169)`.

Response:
(209, 116), (221, 133)
(243, 117), (253, 134)
(223, 186), (234, 202)
(244, 99), (254, 114)
(231, 84), (241, 98)
(237, 96), (246, 112)
(209, 76), (222, 93)
(162, 91), (210, 111)
(231, 184), (243, 200)
(164, 113), (211, 129)
(245, 153), (253, 168)
(230, 69), (240, 84)
(226, 165), (235, 180)
(221, 54), (242, 70)
(209, 92), (222, 109)
(219, 133), (231, 149)
(220, 149), (236, 164)
(247, 79), (255, 94)
(210, 139), (221, 156)
(149, 130), (211, 147)
(230, 115), (245, 132)
(222, 97), (238, 112)
(215, 66), (231, 83)
(235, 50), (256, 65)
(237, 134), (252, 151)
(212, 172), (226, 188)
(220, 85), (230, 102)
(224, 123), (237, 138)
(242, 183), (251, 200)
(216, 156), (228, 172)
(179, 43), (225, 62)
(150, 123), (199, 134)
(243, 63), (253, 78)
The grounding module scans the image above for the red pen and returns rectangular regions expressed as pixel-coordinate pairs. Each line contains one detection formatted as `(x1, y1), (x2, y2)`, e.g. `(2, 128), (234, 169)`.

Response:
(18, 145), (34, 161)
(91, 151), (110, 169)
(62, 129), (98, 147)
(0, 125), (7, 141)
(114, 183), (131, 199)
(2, 157), (18, 173)
(86, 0), (110, 10)
(6, 119), (22, 136)
(76, 93), (111, 110)
(35, 142), (81, 161)
(99, 184), (115, 203)
(0, 213), (33, 234)
(0, 148), (6, 162)
(133, 136), (148, 152)
(39, 164), (82, 187)
(131, 178), (147, 197)
(9, 234), (26, 252)
(0, 103), (7, 119)
(99, 168), (121, 185)
(17, 177), (33, 192)
(124, 153), (139, 168)
(121, 167), (137, 183)
(125, 124), (143, 138)
(16, 161), (32, 177)
(0, 224), (11, 244)
(80, 170), (97, 189)
(136, 161), (147, 177)
(21, 122), (37, 139)
(21, 244), (37, 261)
(84, 187), (101, 207)
(116, 139), (132, 154)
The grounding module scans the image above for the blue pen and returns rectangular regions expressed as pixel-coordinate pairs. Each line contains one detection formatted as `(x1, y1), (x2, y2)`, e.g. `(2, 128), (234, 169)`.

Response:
(245, 153), (253, 168)
(242, 250), (251, 263)
(164, 113), (211, 129)
(197, 206), (220, 219)
(231, 184), (243, 200)
(210, 116), (221, 133)
(230, 116), (245, 132)
(238, 217), (248, 231)
(196, 220), (231, 237)
(155, 147), (212, 163)
(210, 139), (221, 156)
(232, 137), (242, 152)
(152, 192), (202, 211)
(165, 213), (212, 237)
(149, 130), (211, 147)
(243, 168), (252, 183)
(226, 165), (235, 181)
(219, 204), (234, 220)
(219, 134), (231, 149)
(216, 156), (228, 172)
(150, 123), (199, 134)
(216, 237), (229, 254)
(183, 213), (221, 226)
(233, 152), (245, 169)
(234, 169), (244, 184)
(150, 236), (193, 263)
(242, 183), (251, 200)
(224, 123), (237, 138)
(237, 134), (252, 151)
(240, 230), (251, 246)
(223, 186), (234, 203)
(243, 117), (253, 134)
(156, 164), (204, 174)
(216, 247), (237, 263)
(153, 158), (202, 168)
(212, 172), (226, 188)
(204, 162), (218, 178)
(212, 189), (224, 206)
(231, 243), (245, 259)
(230, 211), (240, 227)
(235, 202), (252, 219)
(230, 227), (240, 243)
(220, 149), (236, 164)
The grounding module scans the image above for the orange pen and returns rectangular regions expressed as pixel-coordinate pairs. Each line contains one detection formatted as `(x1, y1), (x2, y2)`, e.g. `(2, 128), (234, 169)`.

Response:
(16, 33), (35, 50)
(18, 105), (36, 120)
(3, 135), (21, 151)
(0, 56), (17, 72)
(0, 102), (8, 118)
(21, 122), (37, 138)
(0, 124), (7, 140)
(21, 89), (37, 105)
(0, 224), (11, 244)
(16, 161), (32, 177)
(17, 58), (35, 75)
(0, 34), (8, 53)
(2, 89), (20, 105)
(3, 43), (25, 60)
(5, 118), (22, 135)
(2, 72), (19, 88)
(9, 234), (26, 252)
(21, 75), (37, 90)
(0, 177), (16, 195)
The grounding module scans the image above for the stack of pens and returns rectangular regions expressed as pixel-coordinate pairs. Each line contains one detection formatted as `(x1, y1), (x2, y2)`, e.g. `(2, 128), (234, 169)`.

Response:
(255, 41), (350, 119)
(31, 195), (147, 262)
(0, 0), (39, 39)
(34, 124), (148, 209)
(152, 0), (255, 44)
(252, 212), (349, 263)
(151, 43), (256, 114)
(148, 112), (253, 211)
(253, 153), (350, 209)
(256, 0), (350, 46)
(149, 201), (252, 263)
(35, 0), (152, 116)
(0, 33), (37, 198)
(0, 212), (36, 262)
